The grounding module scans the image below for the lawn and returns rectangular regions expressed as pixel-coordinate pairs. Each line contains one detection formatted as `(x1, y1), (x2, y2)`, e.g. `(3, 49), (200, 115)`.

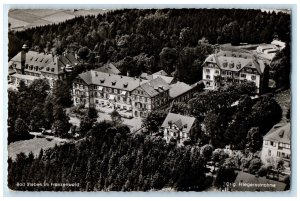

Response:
(8, 136), (65, 160)
(9, 9), (109, 31)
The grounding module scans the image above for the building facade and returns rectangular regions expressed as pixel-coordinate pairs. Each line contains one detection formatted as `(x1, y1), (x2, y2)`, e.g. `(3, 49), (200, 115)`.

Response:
(161, 113), (198, 145)
(202, 51), (269, 93)
(261, 123), (291, 169)
(72, 70), (171, 118)
(9, 46), (79, 88)
(169, 81), (196, 104)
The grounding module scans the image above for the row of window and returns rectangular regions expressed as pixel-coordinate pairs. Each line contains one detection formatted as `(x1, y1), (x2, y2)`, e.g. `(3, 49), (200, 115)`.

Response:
(205, 69), (219, 74)
(132, 95), (149, 103)
(76, 84), (130, 96)
(93, 93), (132, 104)
(267, 149), (291, 159)
(25, 64), (55, 72)
(266, 140), (290, 149)
(206, 68), (257, 81)
(75, 90), (89, 96)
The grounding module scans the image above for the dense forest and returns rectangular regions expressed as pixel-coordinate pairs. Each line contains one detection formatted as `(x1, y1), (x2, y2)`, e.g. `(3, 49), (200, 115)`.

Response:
(8, 121), (210, 191)
(9, 9), (291, 84)
(8, 79), (72, 143)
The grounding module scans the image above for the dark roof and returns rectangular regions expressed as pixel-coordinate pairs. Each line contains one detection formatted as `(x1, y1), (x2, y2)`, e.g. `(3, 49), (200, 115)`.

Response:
(264, 123), (290, 144)
(169, 81), (193, 98)
(232, 172), (287, 192)
(161, 113), (196, 133)
(204, 50), (267, 75)
(138, 77), (170, 97)
(10, 51), (79, 75)
(94, 63), (121, 74)
(77, 70), (148, 91)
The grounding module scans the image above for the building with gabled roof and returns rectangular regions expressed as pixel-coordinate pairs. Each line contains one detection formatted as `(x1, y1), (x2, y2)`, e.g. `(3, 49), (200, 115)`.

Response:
(202, 50), (269, 93)
(261, 123), (291, 169)
(94, 63), (121, 75)
(153, 70), (168, 76)
(161, 112), (198, 145)
(72, 70), (171, 118)
(131, 77), (170, 117)
(9, 47), (80, 88)
(140, 70), (174, 84)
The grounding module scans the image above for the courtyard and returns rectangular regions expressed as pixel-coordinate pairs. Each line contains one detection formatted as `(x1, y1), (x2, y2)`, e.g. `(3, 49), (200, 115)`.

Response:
(68, 109), (143, 133)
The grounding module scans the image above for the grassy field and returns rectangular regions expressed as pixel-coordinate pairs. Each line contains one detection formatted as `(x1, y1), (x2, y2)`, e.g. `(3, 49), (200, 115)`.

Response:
(9, 9), (108, 31)
(8, 136), (65, 160)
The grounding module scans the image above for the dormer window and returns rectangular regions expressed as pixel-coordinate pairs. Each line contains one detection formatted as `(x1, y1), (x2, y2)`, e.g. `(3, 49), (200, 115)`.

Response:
(278, 130), (284, 138)
(100, 79), (105, 83)
(123, 82), (128, 88)
(236, 62), (241, 69)
(112, 81), (116, 86)
(30, 57), (33, 61)
(51, 68), (54, 72)
(229, 61), (234, 68)
(35, 57), (38, 61)
(40, 58), (43, 62)
(45, 59), (48, 63)
(223, 60), (227, 67)
(232, 54), (236, 57)
(46, 67), (50, 71)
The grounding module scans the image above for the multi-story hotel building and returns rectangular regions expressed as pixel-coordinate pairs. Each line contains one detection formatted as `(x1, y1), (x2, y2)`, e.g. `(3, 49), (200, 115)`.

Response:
(261, 123), (291, 169)
(9, 45), (79, 88)
(72, 70), (171, 118)
(202, 50), (269, 93)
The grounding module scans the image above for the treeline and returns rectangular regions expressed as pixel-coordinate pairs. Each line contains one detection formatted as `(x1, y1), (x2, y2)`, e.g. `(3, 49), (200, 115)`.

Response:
(8, 121), (212, 191)
(8, 79), (72, 143)
(9, 9), (290, 84)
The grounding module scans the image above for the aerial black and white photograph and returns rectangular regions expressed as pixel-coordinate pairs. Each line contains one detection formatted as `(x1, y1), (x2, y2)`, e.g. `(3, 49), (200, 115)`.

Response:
(6, 6), (292, 193)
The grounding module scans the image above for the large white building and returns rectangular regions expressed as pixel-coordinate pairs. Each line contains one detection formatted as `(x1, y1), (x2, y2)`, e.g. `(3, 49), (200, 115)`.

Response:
(202, 50), (269, 93)
(9, 45), (80, 89)
(72, 70), (171, 118)
(261, 123), (291, 169)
